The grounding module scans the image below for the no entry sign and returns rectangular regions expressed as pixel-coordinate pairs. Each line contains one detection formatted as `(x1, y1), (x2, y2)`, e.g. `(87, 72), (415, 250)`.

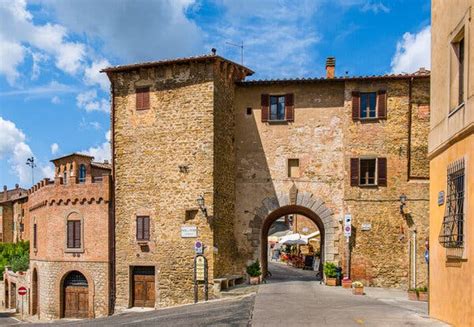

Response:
(18, 286), (27, 296)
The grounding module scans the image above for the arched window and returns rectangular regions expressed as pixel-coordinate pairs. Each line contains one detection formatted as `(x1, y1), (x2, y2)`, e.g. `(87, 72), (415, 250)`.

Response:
(63, 171), (67, 184)
(79, 164), (86, 183)
(66, 212), (82, 251)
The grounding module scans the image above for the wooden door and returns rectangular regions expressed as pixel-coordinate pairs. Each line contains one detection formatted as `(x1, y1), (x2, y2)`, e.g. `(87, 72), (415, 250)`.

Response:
(64, 285), (88, 318)
(10, 283), (16, 309)
(133, 267), (155, 307)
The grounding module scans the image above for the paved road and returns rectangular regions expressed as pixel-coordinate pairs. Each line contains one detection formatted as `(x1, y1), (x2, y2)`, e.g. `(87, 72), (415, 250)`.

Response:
(1, 263), (448, 326)
(253, 262), (447, 327)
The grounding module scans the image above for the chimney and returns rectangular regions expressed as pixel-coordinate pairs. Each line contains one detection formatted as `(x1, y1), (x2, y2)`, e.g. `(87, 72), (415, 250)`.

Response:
(15, 183), (19, 189)
(103, 160), (109, 164)
(3, 185), (7, 201)
(211, 48), (217, 56)
(326, 57), (336, 79)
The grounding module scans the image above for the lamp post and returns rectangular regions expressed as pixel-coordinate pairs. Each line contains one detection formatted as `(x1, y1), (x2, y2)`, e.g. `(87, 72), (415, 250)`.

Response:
(197, 195), (207, 217)
(26, 157), (36, 185)
(399, 194), (407, 214)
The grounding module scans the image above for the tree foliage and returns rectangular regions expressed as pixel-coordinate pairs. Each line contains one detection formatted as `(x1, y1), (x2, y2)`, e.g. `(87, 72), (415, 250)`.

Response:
(0, 241), (30, 278)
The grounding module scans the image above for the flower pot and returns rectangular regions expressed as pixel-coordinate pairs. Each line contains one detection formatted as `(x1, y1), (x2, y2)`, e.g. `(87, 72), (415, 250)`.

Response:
(352, 287), (364, 295)
(326, 277), (337, 286)
(408, 290), (417, 301)
(342, 279), (352, 289)
(249, 276), (260, 285)
(418, 291), (428, 302)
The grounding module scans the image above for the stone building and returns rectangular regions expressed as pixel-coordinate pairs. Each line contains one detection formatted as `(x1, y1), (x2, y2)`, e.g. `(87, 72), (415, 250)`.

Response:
(429, 0), (473, 326)
(27, 153), (113, 319)
(103, 54), (430, 310)
(0, 185), (29, 243)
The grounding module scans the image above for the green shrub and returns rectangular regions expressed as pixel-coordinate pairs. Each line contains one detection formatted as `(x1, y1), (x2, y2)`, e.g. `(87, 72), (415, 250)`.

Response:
(0, 241), (30, 278)
(416, 286), (428, 293)
(323, 262), (338, 278)
(246, 259), (262, 277)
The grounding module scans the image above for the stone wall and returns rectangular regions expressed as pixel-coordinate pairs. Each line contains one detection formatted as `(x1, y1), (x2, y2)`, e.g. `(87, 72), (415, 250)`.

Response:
(233, 82), (346, 269)
(110, 62), (218, 310)
(30, 260), (109, 319)
(343, 78), (430, 288)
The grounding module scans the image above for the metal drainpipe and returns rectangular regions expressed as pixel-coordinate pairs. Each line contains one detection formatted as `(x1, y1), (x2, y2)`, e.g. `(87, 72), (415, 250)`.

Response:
(412, 230), (417, 289)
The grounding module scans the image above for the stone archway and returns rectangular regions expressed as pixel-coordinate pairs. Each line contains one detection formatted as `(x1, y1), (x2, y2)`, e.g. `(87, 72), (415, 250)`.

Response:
(247, 191), (339, 275)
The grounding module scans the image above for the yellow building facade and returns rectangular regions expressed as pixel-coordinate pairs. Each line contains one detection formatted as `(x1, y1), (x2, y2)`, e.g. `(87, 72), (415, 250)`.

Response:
(429, 1), (474, 326)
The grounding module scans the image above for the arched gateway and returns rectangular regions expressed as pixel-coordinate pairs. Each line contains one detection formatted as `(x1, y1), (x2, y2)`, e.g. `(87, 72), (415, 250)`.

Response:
(248, 190), (339, 276)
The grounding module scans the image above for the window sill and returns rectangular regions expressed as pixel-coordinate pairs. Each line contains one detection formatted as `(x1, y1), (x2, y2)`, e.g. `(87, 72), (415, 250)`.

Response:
(358, 184), (378, 188)
(448, 102), (464, 118)
(267, 120), (289, 125)
(64, 248), (84, 253)
(137, 240), (150, 245)
(357, 118), (383, 122)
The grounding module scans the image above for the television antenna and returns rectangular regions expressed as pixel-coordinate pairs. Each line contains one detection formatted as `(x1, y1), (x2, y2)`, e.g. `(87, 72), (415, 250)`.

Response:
(225, 41), (244, 65)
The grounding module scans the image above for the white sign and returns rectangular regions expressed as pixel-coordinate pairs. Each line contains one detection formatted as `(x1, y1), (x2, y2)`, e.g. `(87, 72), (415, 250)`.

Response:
(195, 256), (206, 281)
(344, 214), (352, 226)
(181, 226), (197, 238)
(361, 223), (372, 231)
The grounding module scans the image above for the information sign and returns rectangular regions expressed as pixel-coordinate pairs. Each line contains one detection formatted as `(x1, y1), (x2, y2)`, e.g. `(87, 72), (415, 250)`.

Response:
(181, 226), (198, 238)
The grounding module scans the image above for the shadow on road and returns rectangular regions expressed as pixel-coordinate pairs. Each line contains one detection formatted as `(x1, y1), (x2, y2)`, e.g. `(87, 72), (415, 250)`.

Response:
(265, 262), (322, 283)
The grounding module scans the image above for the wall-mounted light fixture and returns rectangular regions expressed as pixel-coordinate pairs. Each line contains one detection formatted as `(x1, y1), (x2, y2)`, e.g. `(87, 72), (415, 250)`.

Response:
(197, 194), (208, 217)
(399, 194), (407, 214)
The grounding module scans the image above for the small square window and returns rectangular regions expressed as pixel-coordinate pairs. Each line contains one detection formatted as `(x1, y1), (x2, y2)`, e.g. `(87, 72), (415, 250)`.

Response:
(288, 159), (300, 178)
(246, 107), (252, 115)
(185, 209), (198, 221)
(360, 159), (376, 185)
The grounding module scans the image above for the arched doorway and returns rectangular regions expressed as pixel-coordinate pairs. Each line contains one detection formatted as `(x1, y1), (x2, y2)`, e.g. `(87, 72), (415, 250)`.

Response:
(261, 205), (325, 277)
(4, 281), (8, 309)
(32, 269), (38, 315)
(62, 271), (89, 318)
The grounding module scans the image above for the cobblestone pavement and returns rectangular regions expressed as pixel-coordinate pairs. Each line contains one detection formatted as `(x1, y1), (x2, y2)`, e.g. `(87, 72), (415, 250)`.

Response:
(253, 262), (448, 327)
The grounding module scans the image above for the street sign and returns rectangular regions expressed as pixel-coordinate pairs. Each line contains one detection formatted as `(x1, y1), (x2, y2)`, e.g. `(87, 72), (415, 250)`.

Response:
(344, 225), (352, 237)
(361, 223), (371, 231)
(194, 241), (203, 254)
(344, 214), (352, 226)
(18, 286), (27, 296)
(181, 226), (198, 238)
(438, 191), (445, 206)
(195, 256), (206, 281)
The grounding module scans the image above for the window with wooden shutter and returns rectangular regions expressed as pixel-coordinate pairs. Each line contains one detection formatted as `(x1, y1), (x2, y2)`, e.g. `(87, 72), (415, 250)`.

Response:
(33, 224), (37, 249)
(285, 93), (294, 122)
(377, 157), (387, 186)
(352, 91), (360, 120)
(377, 90), (387, 119)
(137, 216), (150, 241)
(350, 158), (359, 186)
(67, 220), (81, 249)
(261, 94), (269, 122)
(136, 87), (150, 110)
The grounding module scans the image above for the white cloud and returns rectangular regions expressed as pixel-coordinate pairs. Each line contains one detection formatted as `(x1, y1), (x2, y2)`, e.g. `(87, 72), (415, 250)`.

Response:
(84, 58), (111, 91)
(79, 118), (101, 130)
(0, 0), (85, 84)
(0, 80), (78, 97)
(0, 116), (51, 185)
(44, 0), (202, 63)
(361, 1), (389, 13)
(81, 130), (111, 163)
(50, 143), (59, 155)
(207, 0), (321, 78)
(76, 90), (109, 113)
(40, 164), (55, 180)
(391, 25), (431, 73)
(51, 95), (61, 104)
(30, 51), (48, 80)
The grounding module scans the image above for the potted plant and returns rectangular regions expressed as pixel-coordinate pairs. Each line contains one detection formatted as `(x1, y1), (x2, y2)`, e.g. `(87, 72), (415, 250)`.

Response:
(407, 288), (417, 301)
(342, 277), (352, 289)
(417, 286), (428, 302)
(323, 262), (338, 286)
(246, 259), (262, 285)
(352, 281), (364, 295)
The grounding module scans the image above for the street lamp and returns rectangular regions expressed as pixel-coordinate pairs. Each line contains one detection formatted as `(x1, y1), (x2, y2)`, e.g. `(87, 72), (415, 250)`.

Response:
(197, 195), (207, 217)
(26, 156), (36, 185)
(399, 194), (407, 214)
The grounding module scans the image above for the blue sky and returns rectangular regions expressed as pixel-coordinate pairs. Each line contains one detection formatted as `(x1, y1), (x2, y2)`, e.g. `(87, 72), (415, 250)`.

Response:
(0, 0), (431, 188)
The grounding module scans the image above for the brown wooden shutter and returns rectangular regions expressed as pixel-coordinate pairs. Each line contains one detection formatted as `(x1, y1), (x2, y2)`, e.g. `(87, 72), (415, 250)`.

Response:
(352, 91), (360, 120)
(136, 217), (143, 240)
(67, 221), (74, 248)
(136, 90), (143, 110)
(377, 90), (387, 119)
(261, 94), (269, 122)
(74, 221), (81, 248)
(377, 157), (387, 186)
(350, 158), (359, 186)
(285, 93), (294, 122)
(142, 88), (150, 109)
(143, 217), (150, 240)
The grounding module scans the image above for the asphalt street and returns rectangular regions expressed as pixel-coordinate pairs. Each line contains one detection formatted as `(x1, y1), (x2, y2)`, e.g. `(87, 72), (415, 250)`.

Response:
(0, 263), (448, 326)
